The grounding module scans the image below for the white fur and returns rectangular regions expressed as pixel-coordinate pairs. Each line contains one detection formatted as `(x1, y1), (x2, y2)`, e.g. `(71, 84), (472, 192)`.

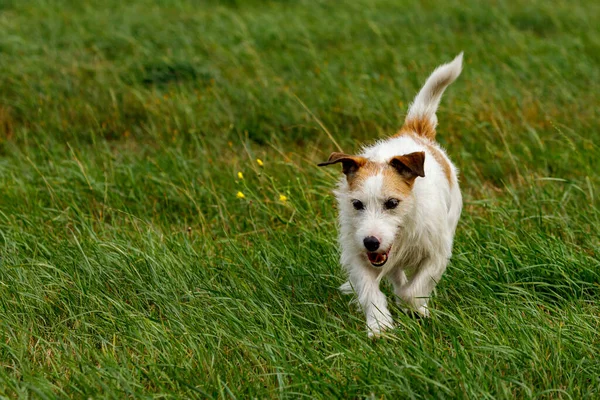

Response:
(406, 52), (463, 128)
(333, 54), (464, 337)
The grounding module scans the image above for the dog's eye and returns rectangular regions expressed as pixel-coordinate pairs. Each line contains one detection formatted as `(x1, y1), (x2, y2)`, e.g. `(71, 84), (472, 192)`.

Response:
(352, 199), (364, 211)
(384, 198), (400, 210)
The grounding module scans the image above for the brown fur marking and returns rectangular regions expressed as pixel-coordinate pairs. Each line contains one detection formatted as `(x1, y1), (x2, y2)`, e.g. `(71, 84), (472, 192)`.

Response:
(318, 152), (367, 177)
(381, 166), (415, 197)
(390, 152), (425, 179)
(346, 160), (415, 198)
(421, 140), (453, 187)
(347, 160), (380, 190)
(394, 117), (454, 187)
(398, 117), (436, 141)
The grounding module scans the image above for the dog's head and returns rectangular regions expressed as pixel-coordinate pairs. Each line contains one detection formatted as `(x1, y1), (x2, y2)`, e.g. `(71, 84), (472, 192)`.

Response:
(318, 151), (425, 267)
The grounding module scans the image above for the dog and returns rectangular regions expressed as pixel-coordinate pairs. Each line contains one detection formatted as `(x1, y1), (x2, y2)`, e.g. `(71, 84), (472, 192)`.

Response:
(318, 53), (464, 337)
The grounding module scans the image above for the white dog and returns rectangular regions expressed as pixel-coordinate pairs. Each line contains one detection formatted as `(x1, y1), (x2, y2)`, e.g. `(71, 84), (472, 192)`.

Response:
(319, 53), (464, 337)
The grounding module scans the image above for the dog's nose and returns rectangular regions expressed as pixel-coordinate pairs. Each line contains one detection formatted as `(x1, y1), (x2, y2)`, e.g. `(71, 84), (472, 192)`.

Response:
(363, 236), (380, 252)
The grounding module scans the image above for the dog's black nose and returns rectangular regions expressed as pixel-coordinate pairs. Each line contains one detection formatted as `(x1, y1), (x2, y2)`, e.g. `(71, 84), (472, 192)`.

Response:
(363, 236), (380, 252)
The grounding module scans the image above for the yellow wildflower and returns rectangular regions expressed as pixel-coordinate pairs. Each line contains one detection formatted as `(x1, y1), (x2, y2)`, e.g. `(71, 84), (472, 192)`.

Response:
(237, 172), (243, 180)
(236, 191), (245, 199)
(279, 194), (288, 202)
(256, 158), (264, 167)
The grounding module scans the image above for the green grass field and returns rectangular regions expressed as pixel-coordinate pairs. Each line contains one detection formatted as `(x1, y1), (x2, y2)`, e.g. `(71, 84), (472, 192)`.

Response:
(1, 0), (599, 397)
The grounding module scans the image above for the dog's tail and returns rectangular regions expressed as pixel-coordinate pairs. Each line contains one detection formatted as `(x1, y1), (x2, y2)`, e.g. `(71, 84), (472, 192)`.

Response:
(403, 52), (463, 140)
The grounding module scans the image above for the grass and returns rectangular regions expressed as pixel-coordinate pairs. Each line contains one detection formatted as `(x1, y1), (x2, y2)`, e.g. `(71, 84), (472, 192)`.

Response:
(0, 0), (599, 397)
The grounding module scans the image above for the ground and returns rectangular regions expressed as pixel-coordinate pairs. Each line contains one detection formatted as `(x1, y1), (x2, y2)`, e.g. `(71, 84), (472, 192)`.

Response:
(0, 0), (599, 398)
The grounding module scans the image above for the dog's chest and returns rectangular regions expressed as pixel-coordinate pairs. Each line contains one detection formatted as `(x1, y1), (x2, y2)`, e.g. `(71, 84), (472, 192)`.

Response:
(390, 240), (429, 272)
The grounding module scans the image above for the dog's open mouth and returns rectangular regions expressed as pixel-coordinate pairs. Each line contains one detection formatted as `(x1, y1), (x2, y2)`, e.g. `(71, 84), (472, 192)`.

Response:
(367, 248), (391, 267)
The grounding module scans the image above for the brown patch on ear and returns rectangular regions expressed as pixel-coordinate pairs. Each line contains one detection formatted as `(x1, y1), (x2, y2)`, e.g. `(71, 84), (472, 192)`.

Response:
(318, 153), (384, 189)
(396, 117), (436, 140)
(318, 152), (367, 177)
(389, 152), (425, 181)
(392, 128), (454, 187)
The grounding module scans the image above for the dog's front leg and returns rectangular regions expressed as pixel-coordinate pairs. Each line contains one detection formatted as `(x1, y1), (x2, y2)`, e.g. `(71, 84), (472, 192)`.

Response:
(348, 266), (394, 337)
(396, 255), (448, 317)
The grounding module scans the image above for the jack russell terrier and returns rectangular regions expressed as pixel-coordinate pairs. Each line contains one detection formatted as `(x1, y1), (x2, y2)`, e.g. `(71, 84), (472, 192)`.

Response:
(319, 53), (464, 337)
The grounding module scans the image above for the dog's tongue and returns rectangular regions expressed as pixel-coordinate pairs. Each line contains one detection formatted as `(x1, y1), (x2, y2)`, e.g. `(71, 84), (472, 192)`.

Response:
(368, 252), (386, 265)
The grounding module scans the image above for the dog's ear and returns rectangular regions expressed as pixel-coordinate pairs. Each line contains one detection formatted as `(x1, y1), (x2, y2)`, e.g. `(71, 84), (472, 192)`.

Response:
(318, 152), (367, 176)
(389, 152), (425, 180)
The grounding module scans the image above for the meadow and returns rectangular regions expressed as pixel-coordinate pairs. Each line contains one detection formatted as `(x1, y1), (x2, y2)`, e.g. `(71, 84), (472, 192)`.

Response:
(0, 0), (599, 398)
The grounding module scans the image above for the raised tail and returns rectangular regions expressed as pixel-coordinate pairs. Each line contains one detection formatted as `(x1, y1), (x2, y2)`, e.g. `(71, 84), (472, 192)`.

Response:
(403, 52), (463, 140)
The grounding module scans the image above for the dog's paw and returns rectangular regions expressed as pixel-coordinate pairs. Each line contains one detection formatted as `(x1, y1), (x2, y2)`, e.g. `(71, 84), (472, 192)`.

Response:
(416, 304), (430, 318)
(367, 318), (395, 338)
(339, 281), (354, 295)
(367, 329), (380, 339)
(367, 326), (394, 339)
(401, 303), (430, 319)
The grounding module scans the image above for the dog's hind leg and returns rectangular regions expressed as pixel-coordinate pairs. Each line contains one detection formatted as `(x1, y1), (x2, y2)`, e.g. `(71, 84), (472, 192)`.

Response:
(388, 268), (413, 314)
(395, 255), (448, 317)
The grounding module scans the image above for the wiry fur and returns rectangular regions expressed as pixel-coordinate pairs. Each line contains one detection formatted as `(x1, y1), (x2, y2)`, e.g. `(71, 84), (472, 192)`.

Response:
(320, 53), (464, 337)
(406, 52), (463, 130)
